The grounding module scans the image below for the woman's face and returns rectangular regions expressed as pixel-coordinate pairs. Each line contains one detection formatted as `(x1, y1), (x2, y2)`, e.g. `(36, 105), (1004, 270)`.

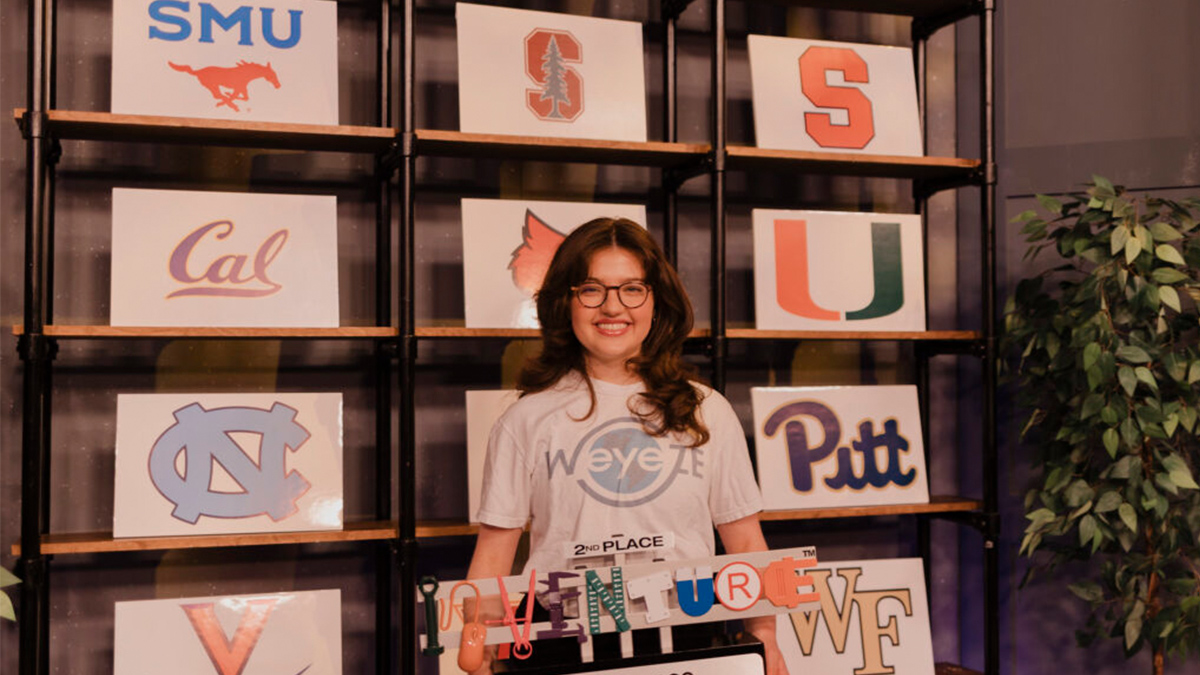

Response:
(570, 246), (655, 383)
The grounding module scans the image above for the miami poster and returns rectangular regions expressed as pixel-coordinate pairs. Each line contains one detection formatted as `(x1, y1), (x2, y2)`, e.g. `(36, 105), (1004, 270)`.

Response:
(752, 209), (925, 332)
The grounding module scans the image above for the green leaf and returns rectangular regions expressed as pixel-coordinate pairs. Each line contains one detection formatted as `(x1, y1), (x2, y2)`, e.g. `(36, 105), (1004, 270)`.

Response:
(1164, 454), (1200, 490)
(1065, 480), (1094, 508)
(1189, 361), (1200, 384)
(1134, 366), (1158, 391)
(1164, 413), (1179, 437)
(1179, 406), (1197, 432)
(1151, 267), (1189, 284)
(1156, 472), (1179, 496)
(1118, 366), (1138, 396)
(1081, 393), (1105, 419)
(1095, 491), (1122, 513)
(1150, 221), (1183, 241)
(1037, 193), (1064, 216)
(1079, 514), (1097, 547)
(1083, 342), (1101, 370)
(1093, 175), (1116, 195)
(1111, 226), (1130, 255)
(1119, 503), (1138, 533)
(1068, 581), (1104, 603)
(0, 568), (18, 589)
(1126, 601), (1145, 650)
(0, 592), (12, 622)
(1160, 285), (1181, 312)
(1156, 244), (1186, 265)
(1116, 345), (1151, 364)
(1027, 507), (1056, 524)
(1010, 209), (1037, 223)
(1125, 236), (1143, 264)
(1100, 405), (1119, 425)
(1103, 428), (1120, 458)
(1120, 418), (1141, 450)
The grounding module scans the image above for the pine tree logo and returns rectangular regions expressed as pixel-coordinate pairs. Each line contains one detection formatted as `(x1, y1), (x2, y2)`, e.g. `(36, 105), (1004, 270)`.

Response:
(525, 28), (584, 122)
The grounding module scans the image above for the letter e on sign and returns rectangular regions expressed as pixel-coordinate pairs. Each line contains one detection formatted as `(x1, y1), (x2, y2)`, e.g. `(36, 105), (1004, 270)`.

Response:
(715, 561), (763, 611)
(798, 46), (875, 149)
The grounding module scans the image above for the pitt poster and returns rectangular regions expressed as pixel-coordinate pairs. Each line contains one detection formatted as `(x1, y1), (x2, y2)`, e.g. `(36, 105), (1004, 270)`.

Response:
(752, 209), (925, 332)
(112, 0), (338, 124)
(113, 393), (344, 538)
(461, 199), (646, 328)
(751, 386), (929, 511)
(776, 558), (935, 675)
(114, 589), (342, 675)
(110, 188), (339, 328)
(748, 35), (922, 156)
(456, 3), (648, 141)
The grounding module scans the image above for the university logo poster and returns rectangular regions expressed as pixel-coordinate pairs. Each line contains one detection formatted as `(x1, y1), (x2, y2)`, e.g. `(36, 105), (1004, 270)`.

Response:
(751, 386), (928, 511)
(776, 558), (934, 675)
(752, 209), (925, 332)
(112, 0), (338, 124)
(456, 3), (647, 141)
(114, 393), (344, 538)
(462, 199), (647, 328)
(465, 390), (520, 522)
(111, 188), (339, 328)
(748, 35), (922, 156)
(114, 589), (341, 675)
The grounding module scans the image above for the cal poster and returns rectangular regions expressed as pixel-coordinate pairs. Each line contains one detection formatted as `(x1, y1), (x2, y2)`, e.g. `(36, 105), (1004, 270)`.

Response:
(112, 0), (338, 124)
(776, 558), (935, 675)
(462, 199), (647, 328)
(752, 209), (925, 332)
(748, 35), (922, 156)
(115, 589), (342, 675)
(113, 393), (344, 538)
(751, 386), (929, 511)
(111, 188), (340, 328)
(456, 3), (648, 141)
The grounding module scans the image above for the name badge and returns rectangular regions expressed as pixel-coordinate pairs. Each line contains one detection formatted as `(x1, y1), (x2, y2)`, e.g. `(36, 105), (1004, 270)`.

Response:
(566, 533), (675, 559)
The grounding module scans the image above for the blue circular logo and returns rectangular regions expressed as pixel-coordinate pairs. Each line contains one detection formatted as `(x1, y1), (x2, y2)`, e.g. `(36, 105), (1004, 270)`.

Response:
(573, 417), (681, 507)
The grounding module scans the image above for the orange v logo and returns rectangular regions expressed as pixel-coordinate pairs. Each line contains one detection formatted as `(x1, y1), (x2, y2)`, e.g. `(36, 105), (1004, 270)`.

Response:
(182, 598), (279, 675)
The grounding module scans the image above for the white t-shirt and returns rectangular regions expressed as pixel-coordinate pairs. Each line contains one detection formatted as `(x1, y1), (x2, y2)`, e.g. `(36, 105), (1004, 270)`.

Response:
(476, 371), (764, 574)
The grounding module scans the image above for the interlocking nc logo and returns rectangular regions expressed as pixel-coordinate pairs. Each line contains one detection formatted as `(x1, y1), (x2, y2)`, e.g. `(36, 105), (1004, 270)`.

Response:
(525, 28), (583, 121)
(508, 210), (566, 295)
(149, 402), (312, 524)
(774, 219), (904, 321)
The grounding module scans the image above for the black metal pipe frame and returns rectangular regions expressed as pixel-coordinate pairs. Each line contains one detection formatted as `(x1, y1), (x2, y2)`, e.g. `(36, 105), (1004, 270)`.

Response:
(662, 6), (678, 268)
(710, 0), (726, 394)
(981, 3), (999, 674)
(398, 1), (418, 674)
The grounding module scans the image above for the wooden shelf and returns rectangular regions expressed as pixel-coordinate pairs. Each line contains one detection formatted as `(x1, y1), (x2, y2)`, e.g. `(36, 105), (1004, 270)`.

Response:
(416, 496), (981, 538)
(726, 146), (979, 181)
(759, 495), (982, 522)
(416, 325), (711, 339)
(414, 129), (710, 168)
(727, 328), (980, 341)
(935, 663), (983, 675)
(13, 109), (396, 153)
(12, 521), (397, 556)
(747, 0), (978, 19)
(12, 325), (397, 339)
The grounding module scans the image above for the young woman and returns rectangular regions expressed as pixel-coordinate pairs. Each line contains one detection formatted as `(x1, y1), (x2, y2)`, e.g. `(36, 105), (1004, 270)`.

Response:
(467, 218), (787, 675)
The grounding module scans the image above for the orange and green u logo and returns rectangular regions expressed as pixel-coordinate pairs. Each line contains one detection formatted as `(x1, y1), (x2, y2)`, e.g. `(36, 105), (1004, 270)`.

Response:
(774, 219), (904, 321)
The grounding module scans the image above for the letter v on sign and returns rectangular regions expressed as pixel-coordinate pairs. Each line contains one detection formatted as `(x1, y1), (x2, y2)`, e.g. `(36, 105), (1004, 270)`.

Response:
(182, 598), (279, 675)
(774, 219), (904, 321)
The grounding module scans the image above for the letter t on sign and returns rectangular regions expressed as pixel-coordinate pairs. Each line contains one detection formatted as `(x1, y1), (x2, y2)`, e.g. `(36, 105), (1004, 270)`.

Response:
(625, 571), (674, 623)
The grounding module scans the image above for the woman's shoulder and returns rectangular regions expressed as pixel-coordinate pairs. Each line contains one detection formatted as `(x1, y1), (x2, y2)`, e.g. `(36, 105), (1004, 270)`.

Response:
(499, 372), (588, 421)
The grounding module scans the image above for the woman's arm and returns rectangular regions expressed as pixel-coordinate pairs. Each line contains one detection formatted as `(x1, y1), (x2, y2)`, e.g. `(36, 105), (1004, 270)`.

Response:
(716, 513), (791, 675)
(464, 524), (525, 675)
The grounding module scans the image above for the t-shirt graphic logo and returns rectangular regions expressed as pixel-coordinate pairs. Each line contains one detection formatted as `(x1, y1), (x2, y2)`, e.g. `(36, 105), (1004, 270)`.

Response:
(547, 417), (689, 507)
(774, 218), (903, 321)
(168, 60), (281, 112)
(508, 209), (566, 295)
(525, 29), (583, 122)
(149, 402), (312, 524)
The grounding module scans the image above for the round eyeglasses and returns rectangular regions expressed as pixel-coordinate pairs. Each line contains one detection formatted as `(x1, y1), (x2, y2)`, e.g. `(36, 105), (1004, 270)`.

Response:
(571, 281), (652, 309)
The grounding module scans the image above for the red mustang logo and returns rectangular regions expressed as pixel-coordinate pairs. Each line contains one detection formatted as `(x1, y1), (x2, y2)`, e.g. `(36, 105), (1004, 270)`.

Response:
(168, 60), (281, 112)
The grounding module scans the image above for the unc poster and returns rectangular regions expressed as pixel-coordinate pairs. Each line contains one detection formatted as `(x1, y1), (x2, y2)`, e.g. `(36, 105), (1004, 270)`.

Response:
(752, 209), (926, 332)
(113, 393), (344, 538)
(112, 0), (339, 124)
(751, 386), (929, 511)
(110, 188), (340, 328)
(461, 199), (646, 329)
(748, 35), (922, 156)
(456, 3), (647, 141)
(115, 589), (342, 675)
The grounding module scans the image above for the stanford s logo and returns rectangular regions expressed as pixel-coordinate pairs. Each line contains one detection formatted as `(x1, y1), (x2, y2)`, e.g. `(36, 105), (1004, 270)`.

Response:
(774, 219), (904, 321)
(525, 28), (583, 121)
(508, 210), (566, 295)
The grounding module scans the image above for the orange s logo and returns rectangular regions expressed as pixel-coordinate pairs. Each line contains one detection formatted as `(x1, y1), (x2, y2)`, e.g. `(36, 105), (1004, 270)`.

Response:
(525, 29), (583, 122)
(799, 46), (875, 149)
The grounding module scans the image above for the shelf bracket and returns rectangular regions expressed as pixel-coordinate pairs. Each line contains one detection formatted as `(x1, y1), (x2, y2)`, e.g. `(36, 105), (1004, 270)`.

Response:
(933, 509), (998, 538)
(663, 155), (713, 192)
(20, 110), (48, 141)
(912, 1), (987, 43)
(16, 334), (57, 362)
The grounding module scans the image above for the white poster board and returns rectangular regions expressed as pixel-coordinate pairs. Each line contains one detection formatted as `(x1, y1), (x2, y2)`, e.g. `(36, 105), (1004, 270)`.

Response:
(115, 589), (342, 675)
(112, 0), (339, 124)
(111, 188), (339, 328)
(748, 35), (922, 156)
(456, 3), (647, 141)
(751, 386), (929, 511)
(461, 199), (647, 328)
(114, 393), (344, 538)
(466, 390), (521, 522)
(776, 558), (934, 675)
(752, 209), (925, 332)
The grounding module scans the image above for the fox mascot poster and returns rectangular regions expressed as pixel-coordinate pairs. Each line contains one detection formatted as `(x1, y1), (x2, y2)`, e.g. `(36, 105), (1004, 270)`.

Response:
(112, 0), (338, 124)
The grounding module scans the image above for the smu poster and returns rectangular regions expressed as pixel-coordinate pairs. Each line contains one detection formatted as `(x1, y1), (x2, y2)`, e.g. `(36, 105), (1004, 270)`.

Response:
(112, 0), (339, 124)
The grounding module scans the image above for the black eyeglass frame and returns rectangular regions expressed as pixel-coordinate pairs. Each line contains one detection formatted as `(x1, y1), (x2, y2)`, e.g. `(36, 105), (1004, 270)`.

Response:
(570, 281), (653, 309)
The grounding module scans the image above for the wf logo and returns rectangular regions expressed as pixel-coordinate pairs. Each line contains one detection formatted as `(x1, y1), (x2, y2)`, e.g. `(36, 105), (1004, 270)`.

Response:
(168, 219), (288, 299)
(525, 28), (583, 121)
(761, 401), (916, 493)
(149, 402), (311, 524)
(774, 219), (904, 321)
(799, 46), (875, 149)
(789, 567), (913, 675)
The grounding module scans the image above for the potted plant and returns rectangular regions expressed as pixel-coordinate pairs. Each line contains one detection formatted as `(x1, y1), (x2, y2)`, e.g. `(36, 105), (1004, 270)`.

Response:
(1003, 176), (1200, 674)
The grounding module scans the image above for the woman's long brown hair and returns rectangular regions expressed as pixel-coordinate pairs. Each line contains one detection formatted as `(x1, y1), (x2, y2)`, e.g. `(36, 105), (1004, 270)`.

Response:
(517, 217), (710, 447)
